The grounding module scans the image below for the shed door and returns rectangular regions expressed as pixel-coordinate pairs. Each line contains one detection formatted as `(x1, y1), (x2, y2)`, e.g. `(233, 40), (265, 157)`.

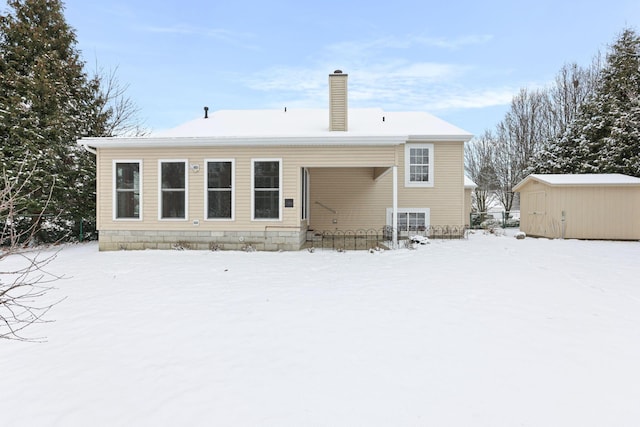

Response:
(528, 191), (546, 236)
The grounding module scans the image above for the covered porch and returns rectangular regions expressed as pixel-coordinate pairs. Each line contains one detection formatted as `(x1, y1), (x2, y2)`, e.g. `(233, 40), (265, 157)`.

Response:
(300, 165), (400, 247)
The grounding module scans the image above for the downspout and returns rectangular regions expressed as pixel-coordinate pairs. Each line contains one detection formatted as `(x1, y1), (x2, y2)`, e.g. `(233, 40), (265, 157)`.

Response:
(392, 165), (398, 247)
(82, 141), (97, 155)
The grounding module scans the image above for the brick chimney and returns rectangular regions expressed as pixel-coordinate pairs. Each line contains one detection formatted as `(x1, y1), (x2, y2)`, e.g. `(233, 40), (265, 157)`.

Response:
(329, 70), (348, 131)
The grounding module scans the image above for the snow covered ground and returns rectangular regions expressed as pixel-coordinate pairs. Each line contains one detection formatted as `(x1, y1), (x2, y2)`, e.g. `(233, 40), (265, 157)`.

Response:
(1, 230), (639, 426)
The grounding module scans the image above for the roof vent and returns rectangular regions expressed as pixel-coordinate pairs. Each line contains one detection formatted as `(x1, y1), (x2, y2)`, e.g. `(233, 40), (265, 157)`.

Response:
(204, 106), (209, 119)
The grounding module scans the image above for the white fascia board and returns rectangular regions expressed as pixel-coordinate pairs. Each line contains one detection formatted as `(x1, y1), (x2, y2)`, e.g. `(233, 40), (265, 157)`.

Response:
(77, 135), (409, 149)
(407, 134), (473, 142)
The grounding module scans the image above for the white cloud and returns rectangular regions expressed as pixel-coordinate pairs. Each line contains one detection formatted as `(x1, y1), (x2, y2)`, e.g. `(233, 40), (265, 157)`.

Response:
(413, 34), (494, 49)
(422, 88), (517, 110)
(138, 24), (256, 48)
(324, 33), (493, 58)
(236, 32), (512, 114)
(240, 61), (513, 113)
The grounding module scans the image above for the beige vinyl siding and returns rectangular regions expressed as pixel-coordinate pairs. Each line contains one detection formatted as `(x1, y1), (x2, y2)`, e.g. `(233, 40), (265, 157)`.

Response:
(518, 181), (547, 237)
(307, 141), (466, 232)
(97, 145), (397, 232)
(398, 141), (465, 227)
(309, 167), (390, 231)
(518, 180), (640, 240)
(329, 73), (348, 131)
(96, 141), (466, 235)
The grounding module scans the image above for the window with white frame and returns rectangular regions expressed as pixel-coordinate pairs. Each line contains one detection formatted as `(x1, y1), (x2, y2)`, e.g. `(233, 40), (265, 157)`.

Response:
(405, 143), (434, 187)
(114, 161), (141, 219)
(386, 208), (430, 232)
(206, 160), (233, 219)
(252, 159), (281, 220)
(159, 160), (187, 219)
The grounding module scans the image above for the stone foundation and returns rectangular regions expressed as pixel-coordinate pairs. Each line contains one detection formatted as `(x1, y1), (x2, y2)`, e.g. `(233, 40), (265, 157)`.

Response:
(98, 229), (306, 251)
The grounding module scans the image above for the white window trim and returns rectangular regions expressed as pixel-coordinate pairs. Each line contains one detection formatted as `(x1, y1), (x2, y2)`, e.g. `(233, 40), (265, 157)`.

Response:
(386, 207), (431, 231)
(112, 160), (143, 221)
(204, 158), (235, 221)
(301, 167), (310, 221)
(251, 158), (283, 221)
(404, 143), (434, 187)
(158, 159), (189, 221)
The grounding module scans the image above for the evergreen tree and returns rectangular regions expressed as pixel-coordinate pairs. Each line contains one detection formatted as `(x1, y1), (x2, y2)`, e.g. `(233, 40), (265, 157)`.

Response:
(0, 0), (106, 241)
(597, 29), (640, 176)
(533, 28), (640, 176)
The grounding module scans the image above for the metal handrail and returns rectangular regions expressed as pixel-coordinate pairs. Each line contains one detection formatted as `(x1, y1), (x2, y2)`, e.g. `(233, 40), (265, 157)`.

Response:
(314, 201), (337, 214)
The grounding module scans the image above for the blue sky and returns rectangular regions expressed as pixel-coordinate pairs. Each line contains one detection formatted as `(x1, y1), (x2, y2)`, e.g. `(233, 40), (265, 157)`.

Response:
(3, 0), (640, 135)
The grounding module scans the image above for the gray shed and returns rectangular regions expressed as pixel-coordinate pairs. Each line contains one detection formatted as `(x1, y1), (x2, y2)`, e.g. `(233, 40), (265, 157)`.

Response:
(513, 174), (640, 240)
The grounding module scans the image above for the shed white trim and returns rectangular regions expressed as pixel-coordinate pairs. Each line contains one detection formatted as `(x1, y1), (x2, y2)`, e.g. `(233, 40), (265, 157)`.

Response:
(514, 174), (640, 191)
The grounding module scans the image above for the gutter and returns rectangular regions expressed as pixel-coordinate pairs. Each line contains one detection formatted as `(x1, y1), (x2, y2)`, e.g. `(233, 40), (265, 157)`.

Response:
(80, 141), (97, 155)
(77, 134), (420, 149)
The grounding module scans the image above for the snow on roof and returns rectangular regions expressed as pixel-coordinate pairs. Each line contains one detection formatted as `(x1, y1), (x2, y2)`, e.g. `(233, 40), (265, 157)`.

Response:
(78, 107), (473, 149)
(151, 108), (472, 140)
(514, 174), (640, 190)
(464, 176), (477, 188)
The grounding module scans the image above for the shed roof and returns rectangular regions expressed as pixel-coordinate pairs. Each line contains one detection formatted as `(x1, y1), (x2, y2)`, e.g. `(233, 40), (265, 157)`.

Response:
(514, 174), (640, 191)
(78, 107), (473, 149)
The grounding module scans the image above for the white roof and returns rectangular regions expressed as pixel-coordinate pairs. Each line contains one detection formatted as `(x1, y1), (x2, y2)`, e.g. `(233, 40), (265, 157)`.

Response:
(514, 174), (640, 190)
(464, 176), (477, 188)
(154, 108), (472, 139)
(78, 108), (472, 149)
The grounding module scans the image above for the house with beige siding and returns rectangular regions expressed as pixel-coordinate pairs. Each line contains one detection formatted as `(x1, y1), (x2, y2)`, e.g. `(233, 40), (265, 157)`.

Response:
(78, 71), (473, 251)
(514, 173), (640, 240)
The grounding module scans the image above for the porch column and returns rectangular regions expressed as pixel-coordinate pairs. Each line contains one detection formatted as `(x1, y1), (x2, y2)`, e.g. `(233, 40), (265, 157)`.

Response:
(392, 165), (398, 246)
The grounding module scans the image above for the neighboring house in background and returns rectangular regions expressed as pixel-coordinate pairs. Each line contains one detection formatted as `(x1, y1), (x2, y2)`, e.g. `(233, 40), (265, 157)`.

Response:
(78, 71), (473, 251)
(464, 176), (477, 224)
(514, 173), (640, 240)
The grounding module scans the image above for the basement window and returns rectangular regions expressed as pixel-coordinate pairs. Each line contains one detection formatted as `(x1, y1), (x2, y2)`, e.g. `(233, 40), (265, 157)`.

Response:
(386, 208), (430, 232)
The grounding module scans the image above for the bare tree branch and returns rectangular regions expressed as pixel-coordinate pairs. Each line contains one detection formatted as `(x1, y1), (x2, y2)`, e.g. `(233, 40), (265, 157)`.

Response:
(90, 64), (148, 137)
(1, 165), (64, 342)
(465, 130), (498, 216)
